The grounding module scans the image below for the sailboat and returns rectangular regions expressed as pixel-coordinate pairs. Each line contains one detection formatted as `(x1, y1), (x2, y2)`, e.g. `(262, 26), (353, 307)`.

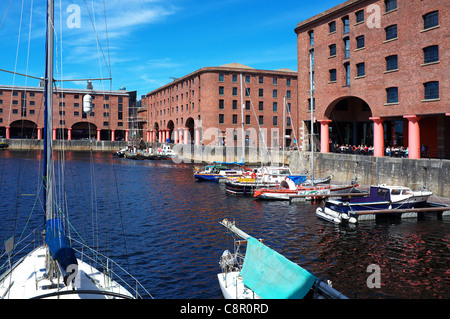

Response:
(217, 219), (347, 299)
(0, 1), (150, 299)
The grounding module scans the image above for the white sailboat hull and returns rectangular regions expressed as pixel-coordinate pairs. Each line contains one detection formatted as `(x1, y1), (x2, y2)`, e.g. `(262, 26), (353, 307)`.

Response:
(217, 271), (260, 299)
(0, 246), (134, 299)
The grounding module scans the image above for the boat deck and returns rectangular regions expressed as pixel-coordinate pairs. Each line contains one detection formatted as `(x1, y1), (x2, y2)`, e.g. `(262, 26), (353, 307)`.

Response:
(0, 246), (134, 299)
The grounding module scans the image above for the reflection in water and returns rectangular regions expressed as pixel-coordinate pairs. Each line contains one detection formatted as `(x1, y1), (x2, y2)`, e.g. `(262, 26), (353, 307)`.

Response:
(0, 150), (449, 299)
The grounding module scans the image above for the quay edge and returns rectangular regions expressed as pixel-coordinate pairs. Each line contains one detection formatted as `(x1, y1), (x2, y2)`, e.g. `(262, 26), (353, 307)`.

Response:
(1, 139), (127, 152)
(2, 141), (449, 199)
(174, 144), (450, 199)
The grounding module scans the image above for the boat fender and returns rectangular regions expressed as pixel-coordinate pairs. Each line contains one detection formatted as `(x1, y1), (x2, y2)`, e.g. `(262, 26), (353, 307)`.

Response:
(348, 217), (358, 224)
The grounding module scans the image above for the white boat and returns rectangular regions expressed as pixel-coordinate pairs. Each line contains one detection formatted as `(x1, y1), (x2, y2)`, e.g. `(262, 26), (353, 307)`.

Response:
(225, 166), (308, 196)
(0, 0), (150, 299)
(217, 219), (348, 299)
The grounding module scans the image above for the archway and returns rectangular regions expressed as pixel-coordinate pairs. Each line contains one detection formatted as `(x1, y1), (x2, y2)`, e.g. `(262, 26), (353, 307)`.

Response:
(71, 122), (97, 140)
(154, 122), (159, 142)
(167, 120), (174, 143)
(10, 120), (37, 139)
(324, 96), (373, 148)
(185, 117), (195, 144)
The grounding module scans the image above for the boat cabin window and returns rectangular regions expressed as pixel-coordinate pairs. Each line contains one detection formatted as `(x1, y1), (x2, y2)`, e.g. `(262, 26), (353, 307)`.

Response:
(377, 188), (389, 199)
(391, 189), (401, 195)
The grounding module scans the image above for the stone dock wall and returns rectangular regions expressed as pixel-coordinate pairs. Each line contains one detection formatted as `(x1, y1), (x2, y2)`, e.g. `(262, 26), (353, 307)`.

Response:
(3, 140), (449, 198)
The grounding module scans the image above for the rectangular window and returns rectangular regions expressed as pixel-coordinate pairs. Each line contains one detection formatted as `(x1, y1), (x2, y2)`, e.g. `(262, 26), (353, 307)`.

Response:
(258, 116), (264, 125)
(273, 90), (277, 98)
(232, 114), (238, 124)
(219, 86), (224, 95)
(329, 69), (337, 82)
(287, 117), (291, 126)
(232, 74), (237, 83)
(245, 76), (250, 83)
(385, 25), (397, 41)
(386, 55), (398, 71)
(309, 30), (314, 46)
(287, 79), (291, 86)
(245, 88), (250, 97)
(424, 81), (439, 100)
(329, 44), (336, 56)
(259, 76), (264, 84)
(273, 102), (277, 112)
(308, 98), (315, 111)
(273, 116), (278, 126)
(355, 10), (364, 23)
(245, 115), (250, 124)
(356, 63), (365, 77)
(344, 63), (350, 86)
(385, 0), (397, 12)
(286, 90), (291, 99)
(423, 11), (439, 30)
(219, 99), (224, 109)
(259, 101), (264, 110)
(245, 101), (250, 110)
(258, 88), (264, 97)
(344, 38), (350, 58)
(219, 114), (224, 124)
(423, 45), (439, 64)
(232, 100), (237, 110)
(356, 35), (365, 49)
(287, 103), (291, 113)
(273, 77), (278, 85)
(343, 16), (349, 34)
(386, 87), (398, 103)
(232, 87), (237, 96)
(329, 21), (336, 33)
(219, 74), (224, 82)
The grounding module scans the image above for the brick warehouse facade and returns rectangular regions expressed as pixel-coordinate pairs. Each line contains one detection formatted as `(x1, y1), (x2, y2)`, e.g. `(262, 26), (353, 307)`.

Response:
(140, 63), (299, 149)
(0, 84), (136, 141)
(295, 0), (449, 159)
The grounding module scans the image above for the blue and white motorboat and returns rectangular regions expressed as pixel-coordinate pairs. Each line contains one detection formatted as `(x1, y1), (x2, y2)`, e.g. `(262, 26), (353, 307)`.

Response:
(316, 184), (433, 224)
(194, 164), (244, 182)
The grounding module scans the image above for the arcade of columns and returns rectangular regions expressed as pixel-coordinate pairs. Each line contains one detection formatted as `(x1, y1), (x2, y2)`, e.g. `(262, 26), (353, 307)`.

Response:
(317, 114), (448, 160)
(3, 127), (130, 141)
(145, 127), (202, 146)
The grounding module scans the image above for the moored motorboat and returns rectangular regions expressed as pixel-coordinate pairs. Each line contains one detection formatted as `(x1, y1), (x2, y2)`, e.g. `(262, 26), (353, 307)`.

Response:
(316, 184), (433, 224)
(254, 178), (359, 201)
(194, 164), (244, 182)
(225, 166), (307, 196)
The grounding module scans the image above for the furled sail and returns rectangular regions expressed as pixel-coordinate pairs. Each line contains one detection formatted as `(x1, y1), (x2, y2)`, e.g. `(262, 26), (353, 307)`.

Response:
(45, 219), (78, 285)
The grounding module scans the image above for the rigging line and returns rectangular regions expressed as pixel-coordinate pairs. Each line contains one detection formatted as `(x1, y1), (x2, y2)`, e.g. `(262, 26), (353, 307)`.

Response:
(243, 82), (272, 166)
(0, 0), (13, 31)
(0, 69), (42, 80)
(82, 0), (111, 77)
(7, 0), (26, 127)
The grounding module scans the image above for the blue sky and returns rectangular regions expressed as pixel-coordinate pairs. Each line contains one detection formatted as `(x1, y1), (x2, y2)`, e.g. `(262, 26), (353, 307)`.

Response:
(0, 0), (343, 98)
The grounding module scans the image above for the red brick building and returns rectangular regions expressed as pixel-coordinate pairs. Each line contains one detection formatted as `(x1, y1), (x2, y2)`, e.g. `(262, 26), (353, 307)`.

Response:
(140, 63), (298, 149)
(295, 0), (449, 159)
(0, 84), (136, 141)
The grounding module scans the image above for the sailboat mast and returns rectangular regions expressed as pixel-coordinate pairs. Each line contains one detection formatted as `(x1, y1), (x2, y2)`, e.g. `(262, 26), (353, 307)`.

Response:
(309, 51), (314, 185)
(282, 96), (286, 166)
(240, 73), (245, 163)
(44, 0), (54, 221)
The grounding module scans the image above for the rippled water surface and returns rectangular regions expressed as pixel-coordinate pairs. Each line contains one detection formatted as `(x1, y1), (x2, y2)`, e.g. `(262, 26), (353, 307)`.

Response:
(0, 150), (449, 299)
